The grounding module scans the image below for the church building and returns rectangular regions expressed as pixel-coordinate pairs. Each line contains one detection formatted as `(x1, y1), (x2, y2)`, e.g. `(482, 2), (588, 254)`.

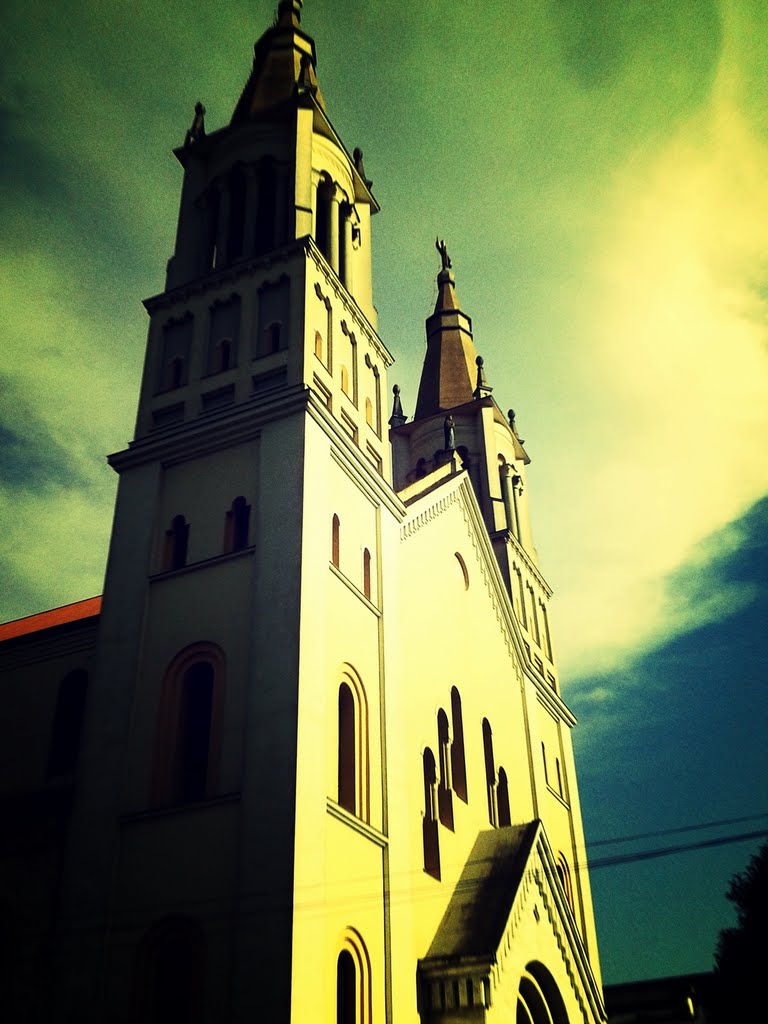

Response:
(0, 3), (606, 1021)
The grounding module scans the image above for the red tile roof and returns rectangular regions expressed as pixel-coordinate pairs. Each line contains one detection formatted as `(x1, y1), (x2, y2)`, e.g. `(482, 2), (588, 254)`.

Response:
(0, 596), (102, 643)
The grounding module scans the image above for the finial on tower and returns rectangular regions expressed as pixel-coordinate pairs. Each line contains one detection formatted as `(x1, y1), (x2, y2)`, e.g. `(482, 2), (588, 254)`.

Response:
(508, 409), (525, 445)
(389, 385), (407, 428)
(435, 237), (452, 271)
(183, 102), (206, 147)
(276, 0), (303, 25)
(473, 355), (493, 400)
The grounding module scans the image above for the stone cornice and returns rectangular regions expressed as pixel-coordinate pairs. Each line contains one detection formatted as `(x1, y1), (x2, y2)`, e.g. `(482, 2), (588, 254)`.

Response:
(143, 240), (308, 315)
(109, 384), (309, 472)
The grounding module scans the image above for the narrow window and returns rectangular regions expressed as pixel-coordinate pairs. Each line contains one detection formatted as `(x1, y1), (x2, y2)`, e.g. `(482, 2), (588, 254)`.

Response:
(529, 585), (541, 645)
(169, 356), (185, 390)
(338, 683), (356, 813)
(224, 496), (250, 553)
(365, 397), (373, 427)
(450, 687), (467, 802)
(175, 662), (214, 803)
(163, 515), (189, 571)
(227, 165), (247, 263)
(437, 709), (454, 830)
(337, 950), (356, 1024)
(256, 278), (289, 358)
(332, 514), (340, 568)
(497, 766), (511, 827)
(47, 669), (88, 776)
(254, 158), (276, 255)
(542, 742), (549, 786)
(315, 330), (324, 360)
(264, 321), (282, 353)
(482, 718), (496, 826)
(516, 567), (527, 627)
(556, 757), (563, 797)
(341, 364), (350, 395)
(207, 295), (240, 374)
(362, 548), (371, 600)
(422, 748), (440, 879)
(215, 338), (232, 372)
(316, 177), (332, 260)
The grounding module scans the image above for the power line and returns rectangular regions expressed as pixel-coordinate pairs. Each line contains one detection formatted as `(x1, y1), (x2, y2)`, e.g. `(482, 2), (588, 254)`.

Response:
(587, 811), (768, 849)
(589, 828), (768, 870)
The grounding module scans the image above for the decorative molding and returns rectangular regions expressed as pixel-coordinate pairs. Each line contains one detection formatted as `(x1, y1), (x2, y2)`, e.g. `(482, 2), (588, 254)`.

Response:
(329, 561), (381, 615)
(326, 797), (388, 846)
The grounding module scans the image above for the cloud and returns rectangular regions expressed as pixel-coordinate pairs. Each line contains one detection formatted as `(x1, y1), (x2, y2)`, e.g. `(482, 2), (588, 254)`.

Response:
(537, 29), (768, 679)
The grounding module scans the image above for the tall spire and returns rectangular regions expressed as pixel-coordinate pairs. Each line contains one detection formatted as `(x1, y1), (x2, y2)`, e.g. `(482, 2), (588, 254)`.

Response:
(414, 242), (480, 419)
(231, 0), (325, 122)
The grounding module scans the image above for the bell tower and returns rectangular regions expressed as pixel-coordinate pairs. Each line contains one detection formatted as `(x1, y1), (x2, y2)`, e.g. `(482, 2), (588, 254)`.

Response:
(52, 2), (397, 1019)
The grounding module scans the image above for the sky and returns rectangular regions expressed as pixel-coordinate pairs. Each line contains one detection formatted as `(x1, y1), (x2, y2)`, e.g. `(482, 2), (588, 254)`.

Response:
(2, 0), (767, 986)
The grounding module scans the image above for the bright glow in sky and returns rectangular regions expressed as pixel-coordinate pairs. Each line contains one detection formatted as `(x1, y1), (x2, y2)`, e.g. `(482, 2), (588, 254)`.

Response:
(1, 0), (766, 985)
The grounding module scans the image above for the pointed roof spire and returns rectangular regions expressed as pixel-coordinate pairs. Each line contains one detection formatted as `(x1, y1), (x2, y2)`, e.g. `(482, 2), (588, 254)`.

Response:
(231, 0), (325, 123)
(414, 243), (481, 420)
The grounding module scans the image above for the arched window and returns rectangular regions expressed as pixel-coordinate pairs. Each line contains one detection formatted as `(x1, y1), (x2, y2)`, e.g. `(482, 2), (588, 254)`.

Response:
(541, 742), (548, 786)
(133, 916), (206, 1024)
(338, 683), (356, 814)
(555, 757), (564, 797)
(264, 321), (282, 353)
(223, 496), (250, 553)
(47, 669), (88, 776)
(214, 338), (232, 372)
(497, 766), (511, 827)
(315, 330), (324, 360)
(336, 930), (372, 1024)
(482, 718), (496, 826)
(163, 515), (189, 571)
(175, 662), (214, 803)
(422, 747), (440, 879)
(316, 176), (333, 261)
(365, 397), (373, 427)
(337, 949), (356, 1024)
(437, 709), (454, 830)
(169, 356), (185, 389)
(362, 548), (371, 600)
(152, 644), (225, 807)
(335, 669), (370, 822)
(332, 514), (340, 568)
(340, 364), (350, 396)
(450, 687), (467, 802)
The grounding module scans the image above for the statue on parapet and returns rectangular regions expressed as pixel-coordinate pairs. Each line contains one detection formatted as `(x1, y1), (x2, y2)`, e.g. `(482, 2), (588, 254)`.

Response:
(184, 102), (206, 147)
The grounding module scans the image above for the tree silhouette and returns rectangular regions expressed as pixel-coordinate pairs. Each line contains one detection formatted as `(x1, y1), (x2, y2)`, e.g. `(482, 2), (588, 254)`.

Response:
(710, 841), (768, 1021)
